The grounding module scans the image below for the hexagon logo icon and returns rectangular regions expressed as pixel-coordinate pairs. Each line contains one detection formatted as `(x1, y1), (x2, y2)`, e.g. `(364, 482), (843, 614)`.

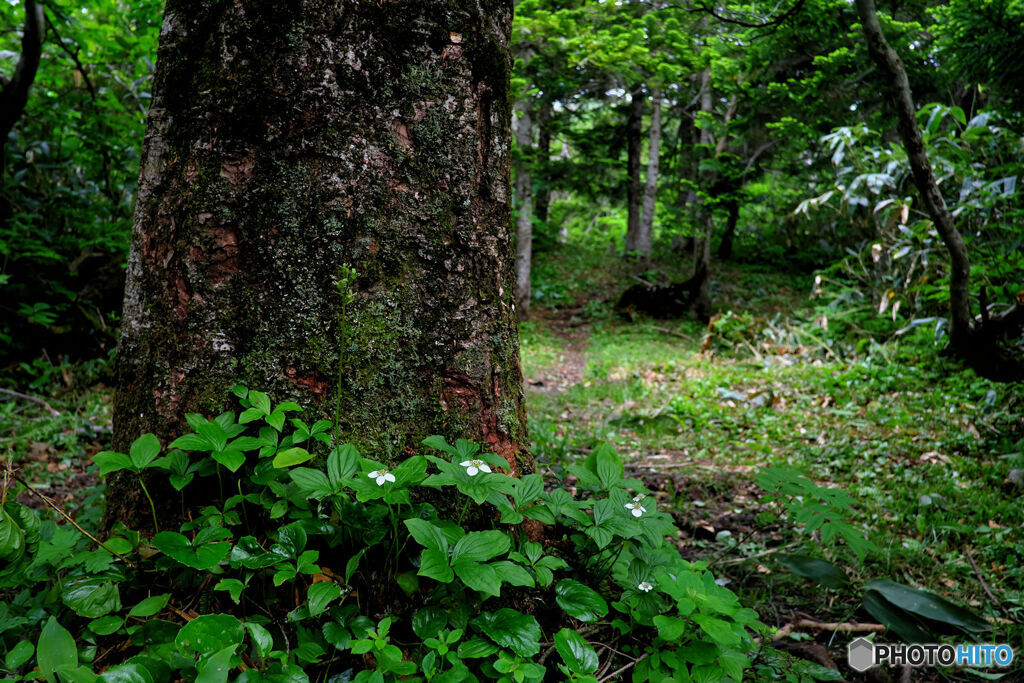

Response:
(848, 637), (876, 672)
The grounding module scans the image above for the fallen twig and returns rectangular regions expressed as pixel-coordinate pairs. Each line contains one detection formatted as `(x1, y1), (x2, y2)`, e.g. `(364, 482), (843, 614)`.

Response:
(966, 547), (1015, 622)
(772, 619), (885, 641)
(0, 387), (60, 416)
(598, 652), (649, 683)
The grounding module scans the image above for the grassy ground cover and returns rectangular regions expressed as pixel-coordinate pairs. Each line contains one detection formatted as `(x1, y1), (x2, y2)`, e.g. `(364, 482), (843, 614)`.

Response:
(522, 244), (1024, 679)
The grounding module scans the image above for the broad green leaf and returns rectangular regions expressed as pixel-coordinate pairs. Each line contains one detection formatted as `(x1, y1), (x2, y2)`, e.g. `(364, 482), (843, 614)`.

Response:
(553, 628), (599, 674)
(245, 622), (274, 658)
(212, 449), (247, 472)
(450, 530), (510, 564)
(412, 607), (447, 639)
(169, 433), (213, 451)
(422, 435), (457, 455)
(93, 452), (135, 476)
(195, 645), (236, 683)
(653, 615), (688, 641)
(491, 561), (535, 587)
(290, 468), (332, 498)
(63, 578), (121, 618)
(555, 579), (608, 622)
(457, 637), (498, 658)
(862, 590), (932, 643)
(328, 444), (360, 484)
(37, 617), (77, 683)
(472, 608), (541, 657)
(89, 616), (124, 636)
(176, 614), (244, 658)
(214, 579), (246, 604)
(5, 640), (33, 669)
(249, 391), (271, 415)
(272, 447), (313, 468)
(419, 548), (454, 583)
(129, 434), (162, 470)
(404, 519), (449, 554)
(129, 594), (171, 618)
(778, 555), (848, 589)
(594, 443), (624, 488)
(692, 614), (741, 647)
(196, 421), (229, 452)
(865, 580), (989, 633)
(306, 582), (343, 617)
(98, 662), (152, 683)
(454, 561), (501, 595)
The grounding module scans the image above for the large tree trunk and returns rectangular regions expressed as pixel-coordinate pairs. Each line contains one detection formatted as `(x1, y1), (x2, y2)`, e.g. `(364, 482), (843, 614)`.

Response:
(855, 0), (973, 352)
(109, 0), (526, 528)
(514, 99), (533, 320)
(636, 88), (662, 261)
(717, 198), (740, 260)
(623, 85), (644, 254)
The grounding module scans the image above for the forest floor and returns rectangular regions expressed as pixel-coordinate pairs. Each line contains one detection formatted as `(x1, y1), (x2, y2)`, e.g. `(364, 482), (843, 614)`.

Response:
(2, 246), (1022, 680)
(521, 245), (1024, 680)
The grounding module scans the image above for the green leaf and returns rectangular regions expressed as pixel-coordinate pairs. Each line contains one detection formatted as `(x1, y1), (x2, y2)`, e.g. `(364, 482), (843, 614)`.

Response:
(553, 628), (599, 674)
(692, 614), (741, 647)
(89, 616), (125, 636)
(419, 548), (455, 583)
(215, 579), (246, 604)
(864, 580), (990, 634)
(99, 663), (152, 683)
(458, 637), (498, 658)
(129, 434), (162, 470)
(454, 561), (501, 595)
(404, 519), (449, 554)
(422, 435), (457, 455)
(594, 443), (624, 488)
(653, 615), (687, 641)
(37, 617), (78, 683)
(169, 433), (213, 451)
(63, 578), (121, 618)
(128, 594), (171, 618)
(249, 391), (271, 415)
(196, 421), (229, 452)
(555, 579), (608, 622)
(412, 607), (447, 639)
(328, 444), (360, 484)
(176, 614), (244, 658)
(195, 645), (236, 683)
(290, 468), (333, 498)
(306, 582), (343, 617)
(93, 451), (135, 476)
(245, 622), (274, 658)
(778, 555), (848, 589)
(212, 449), (247, 472)
(491, 561), (535, 587)
(272, 447), (313, 468)
(450, 530), (509, 564)
(513, 474), (545, 506)
(472, 609), (541, 657)
(862, 590), (933, 642)
(5, 640), (34, 670)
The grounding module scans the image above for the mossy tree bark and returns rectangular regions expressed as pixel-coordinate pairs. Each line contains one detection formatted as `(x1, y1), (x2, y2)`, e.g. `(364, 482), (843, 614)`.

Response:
(623, 85), (644, 255)
(108, 0), (527, 528)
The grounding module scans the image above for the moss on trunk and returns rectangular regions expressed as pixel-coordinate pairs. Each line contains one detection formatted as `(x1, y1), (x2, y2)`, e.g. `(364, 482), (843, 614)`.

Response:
(109, 0), (527, 528)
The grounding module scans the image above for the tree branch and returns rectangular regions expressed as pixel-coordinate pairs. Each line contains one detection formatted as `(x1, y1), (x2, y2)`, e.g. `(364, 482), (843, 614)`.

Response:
(0, 0), (46, 151)
(689, 0), (806, 29)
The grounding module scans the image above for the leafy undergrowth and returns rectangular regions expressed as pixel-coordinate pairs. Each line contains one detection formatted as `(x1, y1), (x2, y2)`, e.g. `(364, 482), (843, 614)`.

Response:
(522, 247), (1024, 680)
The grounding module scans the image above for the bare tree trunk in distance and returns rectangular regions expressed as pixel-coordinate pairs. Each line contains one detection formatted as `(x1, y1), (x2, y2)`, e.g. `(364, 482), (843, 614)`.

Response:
(637, 88), (662, 261)
(514, 99), (533, 320)
(855, 0), (974, 352)
(534, 101), (552, 231)
(0, 0), (45, 174)
(623, 85), (644, 255)
(692, 70), (714, 319)
(109, 0), (527, 528)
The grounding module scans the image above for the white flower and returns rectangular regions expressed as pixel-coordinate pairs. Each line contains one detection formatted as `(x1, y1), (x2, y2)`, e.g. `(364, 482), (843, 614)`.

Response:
(368, 469), (395, 486)
(632, 494), (646, 502)
(638, 581), (653, 592)
(625, 501), (646, 517)
(460, 459), (491, 476)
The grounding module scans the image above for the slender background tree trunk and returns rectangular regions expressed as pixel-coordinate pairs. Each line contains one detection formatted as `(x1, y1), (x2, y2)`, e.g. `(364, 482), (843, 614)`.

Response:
(534, 100), (552, 230)
(0, 0), (45, 174)
(623, 85), (644, 254)
(855, 0), (973, 351)
(637, 88), (662, 261)
(109, 0), (526, 527)
(514, 99), (533, 319)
